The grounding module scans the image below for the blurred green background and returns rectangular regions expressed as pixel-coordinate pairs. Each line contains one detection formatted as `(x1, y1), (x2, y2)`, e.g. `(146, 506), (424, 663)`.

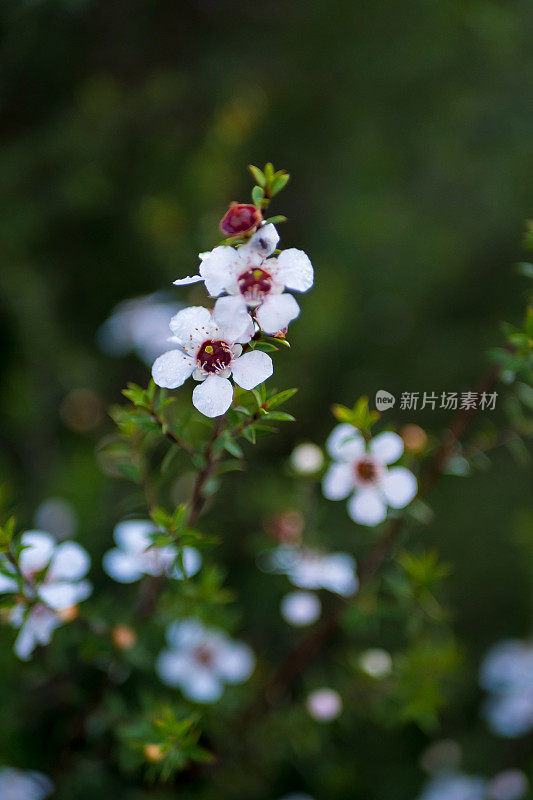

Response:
(1, 0), (532, 797)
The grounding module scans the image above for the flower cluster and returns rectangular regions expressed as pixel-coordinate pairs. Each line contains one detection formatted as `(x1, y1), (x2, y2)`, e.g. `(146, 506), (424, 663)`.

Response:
(0, 531), (91, 660)
(479, 639), (533, 737)
(152, 212), (314, 417)
(103, 519), (201, 584)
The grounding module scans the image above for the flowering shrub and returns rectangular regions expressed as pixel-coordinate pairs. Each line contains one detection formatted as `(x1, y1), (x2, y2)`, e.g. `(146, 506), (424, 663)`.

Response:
(0, 163), (532, 799)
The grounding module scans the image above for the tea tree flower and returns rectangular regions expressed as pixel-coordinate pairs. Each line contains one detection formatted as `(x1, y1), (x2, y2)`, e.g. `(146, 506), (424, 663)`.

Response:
(174, 225), (314, 336)
(289, 442), (324, 474)
(0, 531), (91, 660)
(416, 773), (487, 800)
(152, 306), (273, 417)
(269, 545), (358, 597)
(488, 770), (529, 800)
(322, 424), (417, 526)
(359, 648), (392, 678)
(0, 767), (53, 800)
(280, 590), (321, 626)
(156, 619), (255, 703)
(103, 519), (201, 584)
(306, 688), (342, 721)
(479, 639), (533, 737)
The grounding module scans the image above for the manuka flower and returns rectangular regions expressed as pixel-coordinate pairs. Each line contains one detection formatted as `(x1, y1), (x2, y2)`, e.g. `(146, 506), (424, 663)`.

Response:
(322, 425), (417, 526)
(173, 225), (314, 336)
(219, 202), (262, 237)
(152, 306), (273, 417)
(479, 639), (533, 738)
(0, 531), (91, 660)
(156, 619), (255, 703)
(268, 545), (358, 597)
(103, 519), (201, 584)
(0, 767), (53, 800)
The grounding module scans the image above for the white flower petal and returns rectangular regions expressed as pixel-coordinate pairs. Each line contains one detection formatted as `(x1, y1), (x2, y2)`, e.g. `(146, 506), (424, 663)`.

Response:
(199, 246), (240, 296)
(238, 223), (279, 263)
(256, 293), (300, 334)
(166, 618), (205, 649)
(173, 546), (202, 579)
(370, 431), (404, 464)
(192, 375), (233, 417)
(168, 306), (219, 348)
(322, 462), (355, 500)
(231, 350), (273, 390)
(113, 519), (156, 553)
(281, 591), (322, 627)
(47, 541), (90, 582)
(321, 554), (359, 596)
(0, 571), (18, 593)
(348, 488), (387, 526)
(156, 650), (192, 687)
(215, 641), (255, 684)
(213, 295), (251, 342)
(0, 768), (54, 800)
(152, 349), (194, 389)
(180, 668), (224, 703)
(14, 621), (39, 661)
(326, 424), (365, 461)
(103, 549), (145, 583)
(173, 274), (204, 286)
(275, 248), (314, 292)
(19, 531), (55, 575)
(39, 579), (92, 610)
(380, 467), (417, 508)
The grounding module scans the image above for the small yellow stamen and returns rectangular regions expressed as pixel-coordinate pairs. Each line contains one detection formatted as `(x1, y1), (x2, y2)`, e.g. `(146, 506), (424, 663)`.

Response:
(253, 269), (263, 279)
(204, 345), (214, 354)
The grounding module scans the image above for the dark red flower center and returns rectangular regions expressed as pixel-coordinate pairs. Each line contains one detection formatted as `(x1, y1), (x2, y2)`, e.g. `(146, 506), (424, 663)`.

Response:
(238, 267), (272, 303)
(196, 339), (233, 374)
(193, 644), (215, 668)
(355, 457), (379, 484)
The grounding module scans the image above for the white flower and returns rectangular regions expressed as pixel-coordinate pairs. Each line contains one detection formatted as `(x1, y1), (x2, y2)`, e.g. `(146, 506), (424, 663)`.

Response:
(0, 767), (53, 800)
(417, 773), (487, 800)
(174, 225), (314, 337)
(269, 545), (358, 597)
(359, 648), (392, 678)
(289, 443), (324, 475)
(0, 531), (91, 660)
(479, 639), (533, 738)
(488, 770), (529, 800)
(280, 591), (321, 627)
(152, 306), (273, 417)
(97, 293), (182, 365)
(277, 795), (315, 800)
(103, 519), (201, 583)
(322, 424), (417, 526)
(306, 688), (342, 721)
(156, 619), (255, 703)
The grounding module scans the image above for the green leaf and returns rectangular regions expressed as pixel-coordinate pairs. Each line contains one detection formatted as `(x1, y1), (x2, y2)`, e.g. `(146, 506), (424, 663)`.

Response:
(270, 172), (290, 196)
(264, 411), (295, 422)
(252, 185), (264, 209)
(265, 215), (288, 225)
(248, 164), (265, 186)
(266, 387), (298, 409)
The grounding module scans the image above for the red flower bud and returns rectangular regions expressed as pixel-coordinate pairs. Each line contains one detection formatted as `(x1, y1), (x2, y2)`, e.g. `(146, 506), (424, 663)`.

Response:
(219, 202), (262, 238)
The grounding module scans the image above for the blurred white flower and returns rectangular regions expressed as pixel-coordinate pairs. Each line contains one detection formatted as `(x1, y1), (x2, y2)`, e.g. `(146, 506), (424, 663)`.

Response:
(359, 648), (392, 678)
(0, 531), (91, 660)
(290, 443), (324, 475)
(97, 293), (182, 365)
(34, 497), (77, 541)
(322, 424), (417, 526)
(103, 519), (201, 584)
(306, 687), (342, 722)
(0, 767), (53, 800)
(417, 773), (487, 800)
(156, 619), (255, 703)
(174, 225), (314, 336)
(419, 739), (461, 774)
(269, 546), (358, 597)
(278, 795), (314, 800)
(280, 591), (321, 627)
(152, 306), (272, 417)
(488, 770), (529, 800)
(479, 639), (533, 737)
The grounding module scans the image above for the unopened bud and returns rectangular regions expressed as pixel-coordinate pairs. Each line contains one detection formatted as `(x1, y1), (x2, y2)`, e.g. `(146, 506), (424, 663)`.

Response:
(112, 625), (137, 650)
(220, 202), (262, 237)
(143, 743), (165, 762)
